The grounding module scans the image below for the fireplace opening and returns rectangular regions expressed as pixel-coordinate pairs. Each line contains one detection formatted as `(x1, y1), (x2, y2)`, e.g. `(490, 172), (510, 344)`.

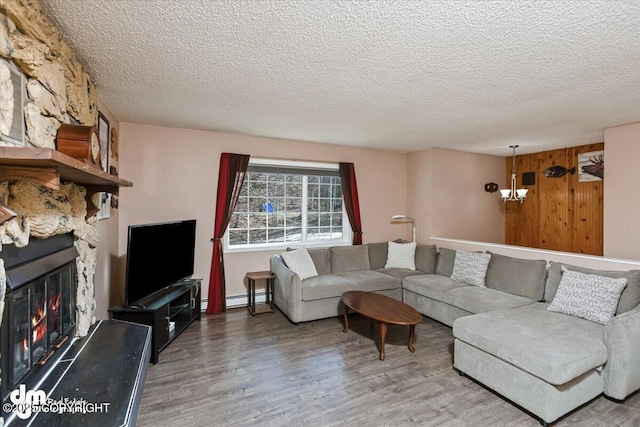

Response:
(1, 233), (77, 406)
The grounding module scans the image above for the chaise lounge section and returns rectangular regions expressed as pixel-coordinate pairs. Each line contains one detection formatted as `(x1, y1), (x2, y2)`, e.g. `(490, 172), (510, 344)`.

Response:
(452, 261), (640, 426)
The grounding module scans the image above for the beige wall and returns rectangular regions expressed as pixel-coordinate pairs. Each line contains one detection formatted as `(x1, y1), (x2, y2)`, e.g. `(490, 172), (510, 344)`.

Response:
(604, 122), (640, 261)
(93, 98), (120, 319)
(407, 148), (505, 245)
(118, 123), (408, 303)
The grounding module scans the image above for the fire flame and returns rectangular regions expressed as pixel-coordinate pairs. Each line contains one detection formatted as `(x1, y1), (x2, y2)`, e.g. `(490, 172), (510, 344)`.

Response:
(31, 306), (47, 344)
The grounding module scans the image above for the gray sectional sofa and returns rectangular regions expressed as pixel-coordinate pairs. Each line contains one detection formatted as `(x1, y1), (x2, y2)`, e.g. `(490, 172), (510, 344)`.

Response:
(270, 242), (640, 426)
(270, 242), (436, 324)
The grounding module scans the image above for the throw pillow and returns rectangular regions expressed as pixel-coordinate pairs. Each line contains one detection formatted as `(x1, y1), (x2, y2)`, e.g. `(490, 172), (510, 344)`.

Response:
(547, 266), (628, 325)
(385, 241), (417, 270)
(435, 247), (456, 276)
(450, 250), (491, 287)
(280, 248), (318, 280)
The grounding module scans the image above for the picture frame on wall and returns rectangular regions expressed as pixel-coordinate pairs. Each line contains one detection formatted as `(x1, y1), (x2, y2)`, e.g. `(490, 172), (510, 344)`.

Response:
(97, 192), (111, 220)
(578, 150), (604, 182)
(98, 112), (110, 173)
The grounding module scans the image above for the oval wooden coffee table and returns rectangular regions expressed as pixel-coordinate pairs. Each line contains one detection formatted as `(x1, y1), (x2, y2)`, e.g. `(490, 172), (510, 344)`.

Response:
(341, 291), (422, 361)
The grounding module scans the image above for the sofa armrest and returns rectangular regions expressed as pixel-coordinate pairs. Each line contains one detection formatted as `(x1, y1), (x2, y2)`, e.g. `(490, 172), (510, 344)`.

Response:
(270, 254), (302, 323)
(604, 304), (640, 400)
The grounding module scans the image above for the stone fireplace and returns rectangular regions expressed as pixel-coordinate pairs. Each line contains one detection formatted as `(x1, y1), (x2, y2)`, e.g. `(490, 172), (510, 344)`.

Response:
(0, 2), (133, 425)
(0, 180), (99, 425)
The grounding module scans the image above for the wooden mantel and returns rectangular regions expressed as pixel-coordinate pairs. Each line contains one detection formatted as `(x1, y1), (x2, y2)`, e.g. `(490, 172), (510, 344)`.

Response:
(0, 146), (132, 220)
(0, 146), (132, 189)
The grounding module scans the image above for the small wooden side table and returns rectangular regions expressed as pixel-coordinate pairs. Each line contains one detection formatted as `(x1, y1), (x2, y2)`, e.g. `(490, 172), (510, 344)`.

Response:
(246, 270), (276, 315)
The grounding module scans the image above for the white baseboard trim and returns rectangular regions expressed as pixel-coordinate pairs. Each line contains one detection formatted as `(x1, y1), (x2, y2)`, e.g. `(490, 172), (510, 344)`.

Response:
(200, 292), (267, 311)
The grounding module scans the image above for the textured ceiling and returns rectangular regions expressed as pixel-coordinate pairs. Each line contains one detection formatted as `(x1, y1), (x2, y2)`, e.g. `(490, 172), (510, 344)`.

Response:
(40, 1), (640, 155)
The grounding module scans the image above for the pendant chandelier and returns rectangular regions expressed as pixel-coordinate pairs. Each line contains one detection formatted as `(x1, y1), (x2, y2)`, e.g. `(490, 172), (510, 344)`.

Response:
(500, 145), (528, 203)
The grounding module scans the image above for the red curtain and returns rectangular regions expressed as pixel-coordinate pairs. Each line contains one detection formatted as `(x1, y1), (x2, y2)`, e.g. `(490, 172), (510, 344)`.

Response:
(339, 162), (363, 245)
(206, 153), (250, 314)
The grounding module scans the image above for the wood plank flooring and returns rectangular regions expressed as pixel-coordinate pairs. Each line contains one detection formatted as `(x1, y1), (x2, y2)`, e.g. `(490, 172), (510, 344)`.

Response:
(138, 308), (640, 426)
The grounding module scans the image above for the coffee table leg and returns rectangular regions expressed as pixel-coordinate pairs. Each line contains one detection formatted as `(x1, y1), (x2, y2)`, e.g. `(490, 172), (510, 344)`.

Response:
(343, 306), (349, 333)
(408, 324), (416, 353)
(379, 323), (387, 361)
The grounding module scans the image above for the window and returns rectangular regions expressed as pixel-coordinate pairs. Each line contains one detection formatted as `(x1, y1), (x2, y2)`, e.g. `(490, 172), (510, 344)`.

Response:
(225, 159), (350, 250)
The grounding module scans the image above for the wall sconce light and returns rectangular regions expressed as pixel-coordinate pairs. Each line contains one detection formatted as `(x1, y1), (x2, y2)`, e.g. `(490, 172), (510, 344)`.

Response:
(391, 215), (416, 242)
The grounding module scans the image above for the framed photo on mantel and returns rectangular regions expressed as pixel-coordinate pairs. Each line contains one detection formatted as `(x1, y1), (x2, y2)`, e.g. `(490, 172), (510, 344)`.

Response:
(98, 112), (110, 173)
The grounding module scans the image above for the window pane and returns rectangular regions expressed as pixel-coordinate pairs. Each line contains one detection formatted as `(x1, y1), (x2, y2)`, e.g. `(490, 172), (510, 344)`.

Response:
(320, 184), (330, 198)
(267, 228), (285, 243)
(287, 183), (302, 198)
(249, 213), (266, 228)
(308, 184), (319, 198)
(268, 173), (286, 182)
(331, 213), (342, 226)
(249, 229), (266, 244)
(249, 182), (266, 197)
(267, 213), (285, 227)
(285, 227), (302, 242)
(229, 214), (247, 229)
(319, 213), (331, 226)
(307, 227), (320, 240)
(286, 175), (302, 183)
(286, 198), (301, 211)
(307, 176), (319, 184)
(229, 230), (248, 245)
(286, 213), (302, 227)
(333, 182), (343, 198)
(271, 182), (285, 197)
(272, 198), (286, 211)
(307, 212), (319, 226)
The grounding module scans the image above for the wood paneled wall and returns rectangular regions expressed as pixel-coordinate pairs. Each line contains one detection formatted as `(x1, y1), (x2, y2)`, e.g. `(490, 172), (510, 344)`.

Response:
(505, 143), (604, 256)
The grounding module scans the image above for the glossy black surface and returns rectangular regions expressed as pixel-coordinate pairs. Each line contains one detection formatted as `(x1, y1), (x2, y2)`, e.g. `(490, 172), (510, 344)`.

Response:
(7, 320), (152, 427)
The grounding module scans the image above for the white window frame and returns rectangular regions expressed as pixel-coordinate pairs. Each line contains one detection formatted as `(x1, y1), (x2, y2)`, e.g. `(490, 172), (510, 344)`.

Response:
(224, 158), (351, 253)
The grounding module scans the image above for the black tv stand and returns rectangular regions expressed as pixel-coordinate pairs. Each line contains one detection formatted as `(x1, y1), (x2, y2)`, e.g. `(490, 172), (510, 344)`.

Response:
(109, 279), (201, 363)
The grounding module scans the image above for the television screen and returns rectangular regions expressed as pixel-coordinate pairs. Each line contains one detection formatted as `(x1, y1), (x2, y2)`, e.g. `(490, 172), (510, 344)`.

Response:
(124, 219), (196, 307)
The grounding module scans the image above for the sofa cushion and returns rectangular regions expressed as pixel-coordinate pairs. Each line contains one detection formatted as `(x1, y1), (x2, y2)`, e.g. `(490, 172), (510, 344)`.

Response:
(376, 268), (425, 281)
(435, 247), (456, 276)
(485, 252), (547, 300)
(443, 286), (535, 314)
(385, 241), (416, 269)
(415, 244), (437, 274)
(337, 270), (400, 292)
(367, 242), (389, 270)
(548, 267), (628, 324)
(402, 274), (466, 301)
(453, 303), (607, 385)
(301, 275), (355, 301)
(308, 248), (331, 275)
(280, 248), (318, 280)
(545, 261), (640, 314)
(330, 245), (370, 273)
(450, 250), (491, 287)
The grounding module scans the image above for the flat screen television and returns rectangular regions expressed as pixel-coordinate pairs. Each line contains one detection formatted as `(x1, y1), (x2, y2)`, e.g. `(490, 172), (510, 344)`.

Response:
(124, 219), (196, 307)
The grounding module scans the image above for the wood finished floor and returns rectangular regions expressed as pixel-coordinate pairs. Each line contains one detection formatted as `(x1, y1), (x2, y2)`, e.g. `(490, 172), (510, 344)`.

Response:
(138, 308), (640, 427)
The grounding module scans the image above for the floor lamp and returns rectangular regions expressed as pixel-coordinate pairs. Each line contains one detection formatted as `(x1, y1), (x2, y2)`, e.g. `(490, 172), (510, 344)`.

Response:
(391, 215), (416, 242)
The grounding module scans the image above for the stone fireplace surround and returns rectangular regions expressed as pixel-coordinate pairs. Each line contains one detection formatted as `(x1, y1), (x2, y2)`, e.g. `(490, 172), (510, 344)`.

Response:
(0, 0), (103, 346)
(0, 180), (99, 417)
(0, 2), (137, 425)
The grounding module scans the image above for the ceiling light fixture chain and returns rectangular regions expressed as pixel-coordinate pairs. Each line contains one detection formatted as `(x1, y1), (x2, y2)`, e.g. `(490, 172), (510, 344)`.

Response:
(500, 145), (528, 203)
